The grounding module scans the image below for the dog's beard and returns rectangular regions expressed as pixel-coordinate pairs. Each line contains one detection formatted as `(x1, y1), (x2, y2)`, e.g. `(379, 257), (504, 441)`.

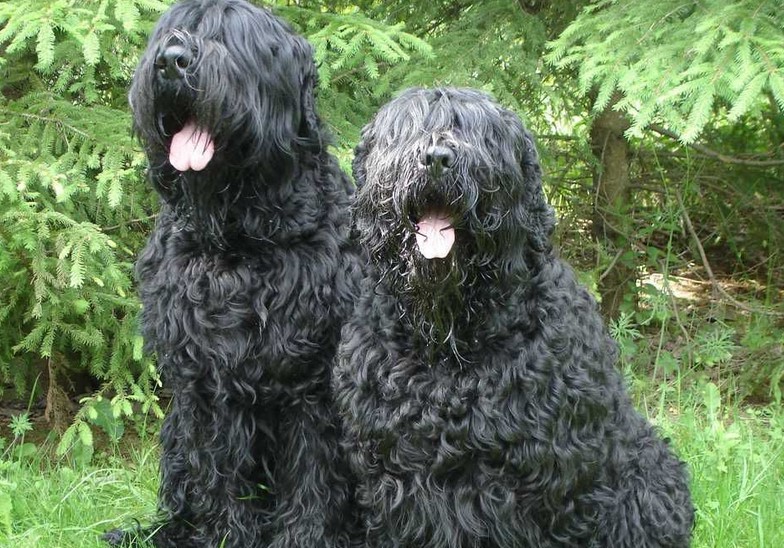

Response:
(358, 170), (491, 358)
(390, 232), (483, 361)
(177, 171), (241, 247)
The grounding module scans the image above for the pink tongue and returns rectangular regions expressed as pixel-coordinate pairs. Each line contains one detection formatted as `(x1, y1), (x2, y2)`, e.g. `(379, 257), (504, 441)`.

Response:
(415, 213), (455, 259)
(169, 121), (215, 171)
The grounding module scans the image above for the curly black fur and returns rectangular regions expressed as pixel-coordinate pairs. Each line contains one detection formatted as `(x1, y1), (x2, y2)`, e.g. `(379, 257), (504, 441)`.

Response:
(104, 1), (362, 546)
(335, 87), (694, 547)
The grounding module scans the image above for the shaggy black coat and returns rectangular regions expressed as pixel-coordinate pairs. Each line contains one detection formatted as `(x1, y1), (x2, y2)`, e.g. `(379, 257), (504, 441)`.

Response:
(104, 1), (362, 546)
(334, 87), (694, 547)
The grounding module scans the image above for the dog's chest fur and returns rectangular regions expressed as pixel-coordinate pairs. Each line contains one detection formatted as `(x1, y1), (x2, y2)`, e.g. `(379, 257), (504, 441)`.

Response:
(137, 207), (352, 399)
(336, 264), (619, 543)
(348, 329), (554, 467)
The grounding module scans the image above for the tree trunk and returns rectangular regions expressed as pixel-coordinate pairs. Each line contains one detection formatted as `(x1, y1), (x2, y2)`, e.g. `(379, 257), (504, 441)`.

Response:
(590, 102), (635, 320)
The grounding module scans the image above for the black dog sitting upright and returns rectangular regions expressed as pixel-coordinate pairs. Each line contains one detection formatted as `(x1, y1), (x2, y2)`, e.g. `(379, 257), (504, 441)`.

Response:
(105, 1), (361, 546)
(335, 87), (694, 547)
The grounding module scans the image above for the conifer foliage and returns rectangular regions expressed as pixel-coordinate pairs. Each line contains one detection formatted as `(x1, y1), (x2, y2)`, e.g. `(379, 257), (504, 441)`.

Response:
(0, 1), (168, 441)
(547, 0), (784, 142)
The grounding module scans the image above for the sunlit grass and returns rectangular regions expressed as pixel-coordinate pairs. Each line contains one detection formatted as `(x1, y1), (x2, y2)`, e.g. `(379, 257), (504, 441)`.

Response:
(1, 443), (158, 547)
(667, 400), (783, 547)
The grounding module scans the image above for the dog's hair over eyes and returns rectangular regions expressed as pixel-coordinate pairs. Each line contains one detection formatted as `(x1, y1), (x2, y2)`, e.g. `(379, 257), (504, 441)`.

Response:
(130, 0), (322, 165)
(351, 87), (555, 352)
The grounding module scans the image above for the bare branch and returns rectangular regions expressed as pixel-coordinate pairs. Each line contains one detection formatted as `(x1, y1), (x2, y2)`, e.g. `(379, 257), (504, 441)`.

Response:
(674, 188), (783, 316)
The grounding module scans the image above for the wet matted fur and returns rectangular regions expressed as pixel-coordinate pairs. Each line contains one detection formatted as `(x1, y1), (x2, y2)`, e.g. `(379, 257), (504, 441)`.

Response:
(103, 0), (361, 546)
(335, 87), (694, 547)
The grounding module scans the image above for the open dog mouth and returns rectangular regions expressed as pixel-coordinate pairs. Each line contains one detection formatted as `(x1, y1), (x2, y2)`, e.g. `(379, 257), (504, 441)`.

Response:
(413, 208), (456, 259)
(170, 120), (214, 171)
(158, 112), (215, 172)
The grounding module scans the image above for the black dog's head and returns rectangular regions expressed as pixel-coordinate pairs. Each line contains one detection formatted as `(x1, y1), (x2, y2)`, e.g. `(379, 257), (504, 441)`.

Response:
(353, 87), (555, 348)
(130, 0), (321, 183)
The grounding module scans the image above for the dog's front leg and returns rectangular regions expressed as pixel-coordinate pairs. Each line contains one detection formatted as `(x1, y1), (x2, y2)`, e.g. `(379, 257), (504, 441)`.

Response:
(268, 397), (357, 548)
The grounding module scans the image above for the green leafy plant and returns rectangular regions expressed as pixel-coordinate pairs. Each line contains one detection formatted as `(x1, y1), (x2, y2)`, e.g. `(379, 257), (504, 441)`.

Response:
(8, 414), (33, 440)
(693, 326), (736, 369)
(609, 310), (642, 361)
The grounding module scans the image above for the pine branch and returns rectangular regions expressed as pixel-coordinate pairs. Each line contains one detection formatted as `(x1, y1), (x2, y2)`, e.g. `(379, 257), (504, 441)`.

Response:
(650, 124), (784, 166)
(547, 0), (784, 143)
(1, 109), (90, 138)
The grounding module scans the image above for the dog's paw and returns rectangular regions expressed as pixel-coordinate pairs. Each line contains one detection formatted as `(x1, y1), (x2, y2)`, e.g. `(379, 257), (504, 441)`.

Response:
(101, 528), (131, 546)
(100, 526), (156, 547)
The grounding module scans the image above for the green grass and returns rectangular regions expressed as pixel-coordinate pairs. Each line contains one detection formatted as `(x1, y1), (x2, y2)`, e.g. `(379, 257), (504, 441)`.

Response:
(0, 443), (159, 547)
(655, 396), (784, 547)
(1, 384), (783, 547)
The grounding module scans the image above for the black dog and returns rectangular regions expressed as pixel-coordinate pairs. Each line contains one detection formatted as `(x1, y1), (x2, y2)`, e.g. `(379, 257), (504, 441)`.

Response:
(335, 87), (694, 547)
(104, 1), (361, 546)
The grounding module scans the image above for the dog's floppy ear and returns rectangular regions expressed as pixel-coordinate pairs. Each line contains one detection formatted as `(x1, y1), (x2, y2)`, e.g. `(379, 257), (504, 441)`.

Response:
(300, 65), (319, 136)
(296, 39), (322, 148)
(351, 132), (370, 189)
(519, 128), (555, 253)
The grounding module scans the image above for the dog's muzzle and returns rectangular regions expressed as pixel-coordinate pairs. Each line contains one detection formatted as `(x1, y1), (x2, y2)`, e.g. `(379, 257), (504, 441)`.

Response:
(413, 143), (459, 260)
(150, 42), (215, 172)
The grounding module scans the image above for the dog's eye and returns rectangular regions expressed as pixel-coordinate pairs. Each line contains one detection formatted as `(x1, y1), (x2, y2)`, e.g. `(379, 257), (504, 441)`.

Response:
(270, 46), (279, 57)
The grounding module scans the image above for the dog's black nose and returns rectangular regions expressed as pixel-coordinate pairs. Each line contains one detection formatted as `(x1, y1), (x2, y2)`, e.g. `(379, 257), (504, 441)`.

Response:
(422, 145), (456, 174)
(155, 44), (191, 80)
